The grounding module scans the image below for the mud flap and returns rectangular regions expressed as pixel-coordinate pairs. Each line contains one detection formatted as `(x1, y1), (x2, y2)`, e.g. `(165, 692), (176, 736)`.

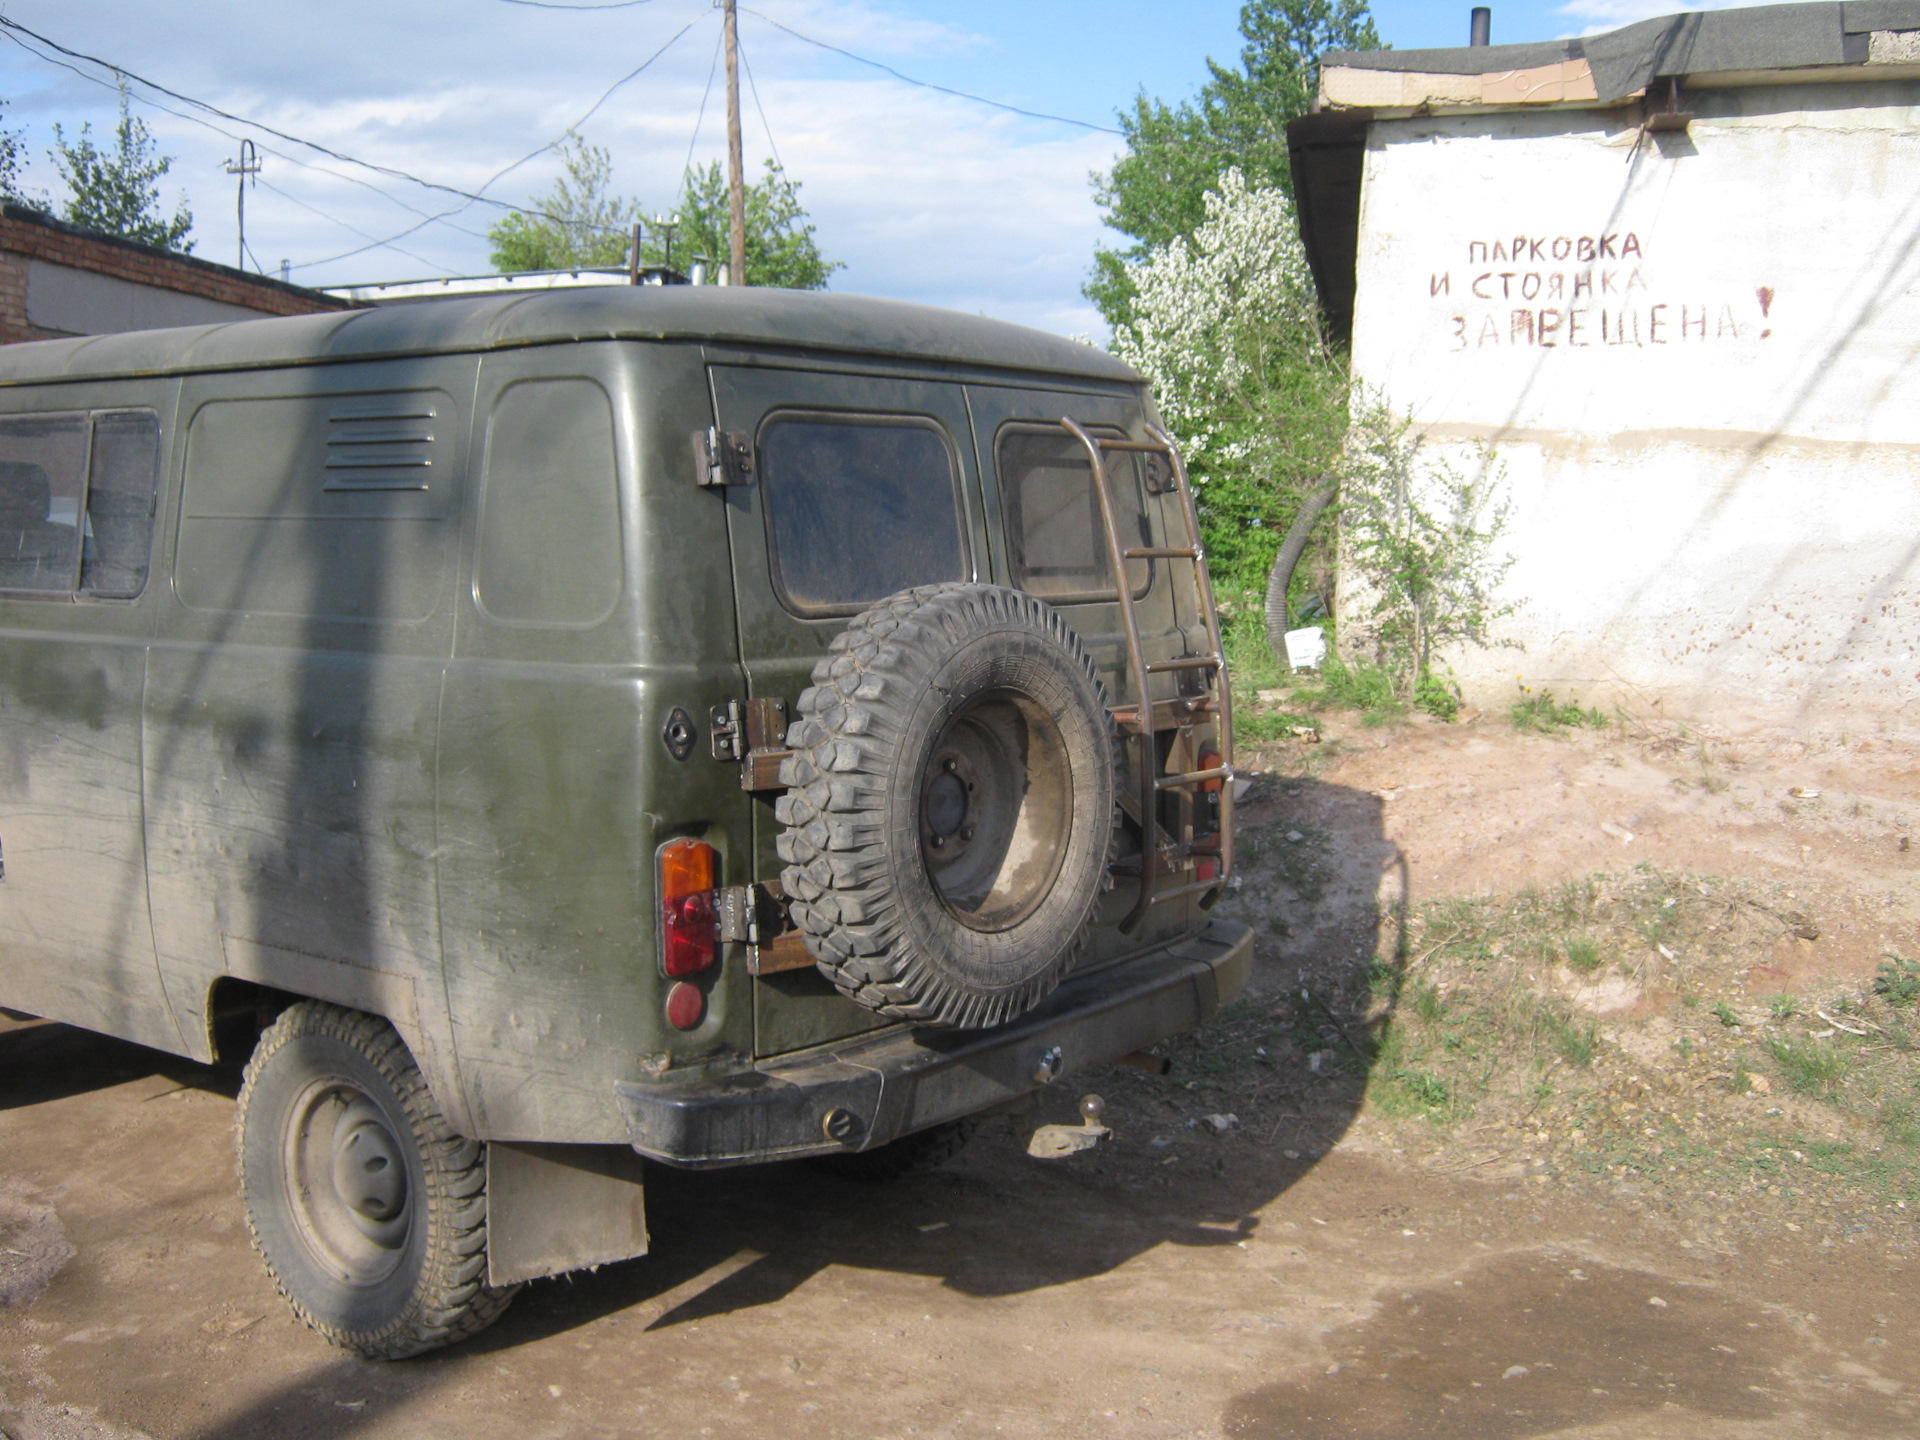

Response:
(485, 1142), (649, 1287)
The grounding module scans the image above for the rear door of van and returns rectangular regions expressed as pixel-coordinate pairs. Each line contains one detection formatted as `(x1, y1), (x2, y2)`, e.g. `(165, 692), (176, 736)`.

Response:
(705, 362), (989, 1057)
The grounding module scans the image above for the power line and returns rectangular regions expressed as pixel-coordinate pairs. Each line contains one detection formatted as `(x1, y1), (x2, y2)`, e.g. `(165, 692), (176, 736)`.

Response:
(737, 30), (785, 175)
(255, 177), (458, 276)
(740, 8), (1123, 135)
(498, 0), (656, 8)
(0, 27), (487, 266)
(0, 12), (697, 235)
(679, 21), (725, 195)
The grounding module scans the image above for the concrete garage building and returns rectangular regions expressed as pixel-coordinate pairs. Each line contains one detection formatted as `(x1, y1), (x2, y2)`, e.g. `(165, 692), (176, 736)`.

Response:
(0, 202), (348, 343)
(1289, 2), (1920, 731)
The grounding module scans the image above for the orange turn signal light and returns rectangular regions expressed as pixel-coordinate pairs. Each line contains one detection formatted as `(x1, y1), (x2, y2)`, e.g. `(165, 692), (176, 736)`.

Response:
(659, 838), (718, 979)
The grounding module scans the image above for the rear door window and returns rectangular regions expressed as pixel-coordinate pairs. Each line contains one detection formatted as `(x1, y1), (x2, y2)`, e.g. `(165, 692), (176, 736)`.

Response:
(997, 423), (1152, 603)
(758, 412), (967, 616)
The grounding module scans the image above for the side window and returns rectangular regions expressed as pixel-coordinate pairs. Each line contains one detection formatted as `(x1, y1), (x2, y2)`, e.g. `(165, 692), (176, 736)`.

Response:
(81, 411), (161, 598)
(759, 413), (968, 616)
(997, 424), (1152, 603)
(475, 378), (622, 627)
(0, 413), (89, 594)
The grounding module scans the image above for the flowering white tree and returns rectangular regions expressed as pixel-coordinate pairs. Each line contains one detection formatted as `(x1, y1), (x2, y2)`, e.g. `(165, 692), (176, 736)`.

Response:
(1107, 168), (1344, 597)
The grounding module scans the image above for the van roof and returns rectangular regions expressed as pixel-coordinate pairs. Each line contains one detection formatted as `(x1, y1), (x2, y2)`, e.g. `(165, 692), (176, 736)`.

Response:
(0, 286), (1141, 387)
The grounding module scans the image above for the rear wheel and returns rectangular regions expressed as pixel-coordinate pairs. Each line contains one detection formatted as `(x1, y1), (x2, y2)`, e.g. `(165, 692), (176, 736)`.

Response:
(235, 1002), (517, 1358)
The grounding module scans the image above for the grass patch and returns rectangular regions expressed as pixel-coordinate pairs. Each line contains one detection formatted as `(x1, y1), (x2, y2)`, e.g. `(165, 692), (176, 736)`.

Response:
(1319, 652), (1406, 725)
(1238, 709), (1320, 743)
(1546, 1011), (1601, 1067)
(1220, 590), (1288, 695)
(1510, 688), (1608, 734)
(1767, 1035), (1853, 1097)
(1874, 954), (1920, 1008)
(1376, 1066), (1456, 1118)
(1159, 865), (1920, 1234)
(1563, 936), (1603, 973)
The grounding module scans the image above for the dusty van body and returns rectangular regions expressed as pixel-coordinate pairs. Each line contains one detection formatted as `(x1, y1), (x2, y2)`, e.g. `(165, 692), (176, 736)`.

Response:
(0, 287), (1248, 1354)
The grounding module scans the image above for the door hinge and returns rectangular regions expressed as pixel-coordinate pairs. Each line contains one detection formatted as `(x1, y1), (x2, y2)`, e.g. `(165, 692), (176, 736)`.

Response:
(710, 696), (793, 789)
(693, 427), (754, 487)
(716, 879), (791, 944)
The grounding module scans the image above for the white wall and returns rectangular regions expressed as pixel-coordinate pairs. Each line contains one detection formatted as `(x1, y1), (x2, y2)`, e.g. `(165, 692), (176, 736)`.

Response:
(1348, 81), (1920, 732)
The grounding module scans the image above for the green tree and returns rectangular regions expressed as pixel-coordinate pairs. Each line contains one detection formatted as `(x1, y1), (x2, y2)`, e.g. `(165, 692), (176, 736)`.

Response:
(1088, 0), (1379, 328)
(643, 159), (839, 290)
(488, 131), (636, 271)
(0, 100), (28, 205)
(49, 81), (193, 251)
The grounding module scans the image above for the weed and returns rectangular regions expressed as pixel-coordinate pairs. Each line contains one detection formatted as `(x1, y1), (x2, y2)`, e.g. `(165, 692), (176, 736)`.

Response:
(1874, 954), (1920, 1008)
(1412, 981), (1446, 1024)
(1540, 1007), (1600, 1067)
(1315, 651), (1406, 724)
(1238, 708), (1320, 743)
(1510, 688), (1608, 734)
(1220, 592), (1288, 695)
(1364, 958), (1400, 1001)
(1563, 936), (1603, 973)
(1768, 994), (1800, 1020)
(1729, 1060), (1753, 1094)
(1713, 1001), (1742, 1029)
(1376, 1065), (1455, 1118)
(1767, 1035), (1853, 1097)
(1677, 1036), (1695, 1060)
(1414, 671), (1459, 722)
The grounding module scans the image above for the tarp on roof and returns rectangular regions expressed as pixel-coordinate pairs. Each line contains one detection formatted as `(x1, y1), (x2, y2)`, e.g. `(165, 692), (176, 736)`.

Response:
(1323, 0), (1920, 103)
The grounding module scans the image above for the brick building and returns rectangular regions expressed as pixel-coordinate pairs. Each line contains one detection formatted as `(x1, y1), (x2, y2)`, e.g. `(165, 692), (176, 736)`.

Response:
(0, 202), (351, 344)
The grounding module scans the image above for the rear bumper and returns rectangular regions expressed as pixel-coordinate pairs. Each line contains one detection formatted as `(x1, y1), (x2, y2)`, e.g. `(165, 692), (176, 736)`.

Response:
(615, 918), (1252, 1168)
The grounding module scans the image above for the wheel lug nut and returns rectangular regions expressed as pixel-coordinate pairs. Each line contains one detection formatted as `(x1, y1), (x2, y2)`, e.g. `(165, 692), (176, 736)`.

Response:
(961, 825), (974, 841)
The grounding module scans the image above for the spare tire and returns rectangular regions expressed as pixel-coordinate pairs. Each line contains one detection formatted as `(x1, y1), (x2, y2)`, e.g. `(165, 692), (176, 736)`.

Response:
(775, 584), (1118, 1029)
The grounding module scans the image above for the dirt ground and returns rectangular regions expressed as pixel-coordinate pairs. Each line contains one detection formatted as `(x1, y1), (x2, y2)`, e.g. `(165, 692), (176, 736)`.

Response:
(3, 704), (1917, 1440)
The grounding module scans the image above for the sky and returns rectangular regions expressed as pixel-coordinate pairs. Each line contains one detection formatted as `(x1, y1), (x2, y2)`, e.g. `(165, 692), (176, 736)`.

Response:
(0, 1), (1781, 338)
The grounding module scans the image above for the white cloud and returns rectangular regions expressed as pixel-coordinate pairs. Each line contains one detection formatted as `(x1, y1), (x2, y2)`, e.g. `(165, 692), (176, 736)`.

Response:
(0, 0), (1118, 336)
(1553, 0), (1771, 35)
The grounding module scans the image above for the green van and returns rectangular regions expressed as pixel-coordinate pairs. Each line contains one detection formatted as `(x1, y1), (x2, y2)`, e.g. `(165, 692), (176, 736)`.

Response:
(0, 286), (1247, 1356)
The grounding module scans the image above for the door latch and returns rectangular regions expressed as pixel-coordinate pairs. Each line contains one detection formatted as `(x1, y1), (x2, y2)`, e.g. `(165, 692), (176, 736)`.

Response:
(693, 427), (754, 487)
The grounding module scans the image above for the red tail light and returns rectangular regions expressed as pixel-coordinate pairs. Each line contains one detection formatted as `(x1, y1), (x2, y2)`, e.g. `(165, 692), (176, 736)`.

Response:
(659, 838), (718, 978)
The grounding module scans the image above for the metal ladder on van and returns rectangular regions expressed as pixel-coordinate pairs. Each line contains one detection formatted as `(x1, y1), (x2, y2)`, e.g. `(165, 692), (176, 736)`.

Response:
(1060, 418), (1235, 933)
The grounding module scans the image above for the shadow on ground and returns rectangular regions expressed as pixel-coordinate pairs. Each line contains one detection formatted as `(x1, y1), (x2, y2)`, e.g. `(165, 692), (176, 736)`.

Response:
(4, 779), (1403, 1440)
(1222, 1247), (1913, 1439)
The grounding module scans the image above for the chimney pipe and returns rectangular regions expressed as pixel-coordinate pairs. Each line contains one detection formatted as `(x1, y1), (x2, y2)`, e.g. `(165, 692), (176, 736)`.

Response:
(1470, 7), (1491, 45)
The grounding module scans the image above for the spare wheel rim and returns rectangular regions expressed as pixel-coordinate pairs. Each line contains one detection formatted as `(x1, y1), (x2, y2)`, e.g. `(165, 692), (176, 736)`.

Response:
(920, 687), (1074, 933)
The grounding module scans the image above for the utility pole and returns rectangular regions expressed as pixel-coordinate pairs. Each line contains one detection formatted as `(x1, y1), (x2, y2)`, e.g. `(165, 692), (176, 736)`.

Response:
(224, 140), (261, 272)
(722, 0), (747, 286)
